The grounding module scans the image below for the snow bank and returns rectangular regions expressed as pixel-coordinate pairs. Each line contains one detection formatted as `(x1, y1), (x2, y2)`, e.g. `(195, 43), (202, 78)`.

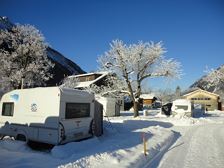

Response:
(0, 114), (177, 168)
(51, 138), (101, 159)
(57, 125), (175, 168)
(1, 110), (223, 168)
(0, 138), (29, 152)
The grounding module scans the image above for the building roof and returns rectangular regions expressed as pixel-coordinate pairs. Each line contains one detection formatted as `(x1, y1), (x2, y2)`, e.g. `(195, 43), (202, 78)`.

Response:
(173, 99), (191, 104)
(182, 88), (219, 98)
(68, 71), (109, 88)
(140, 93), (156, 99)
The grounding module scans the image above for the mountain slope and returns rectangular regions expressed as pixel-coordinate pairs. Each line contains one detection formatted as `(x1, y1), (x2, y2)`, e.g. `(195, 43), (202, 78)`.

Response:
(0, 16), (85, 86)
(0, 16), (13, 30)
(190, 64), (224, 101)
(46, 47), (85, 86)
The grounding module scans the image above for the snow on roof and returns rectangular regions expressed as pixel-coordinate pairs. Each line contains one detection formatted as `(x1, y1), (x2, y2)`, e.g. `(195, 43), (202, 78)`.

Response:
(59, 87), (93, 97)
(182, 88), (219, 97)
(173, 99), (191, 105)
(140, 93), (156, 99)
(69, 71), (108, 78)
(69, 71), (109, 88)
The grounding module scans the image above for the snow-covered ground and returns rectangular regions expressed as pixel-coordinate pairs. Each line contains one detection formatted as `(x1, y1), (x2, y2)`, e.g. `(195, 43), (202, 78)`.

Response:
(157, 111), (224, 168)
(0, 110), (224, 168)
(158, 124), (224, 168)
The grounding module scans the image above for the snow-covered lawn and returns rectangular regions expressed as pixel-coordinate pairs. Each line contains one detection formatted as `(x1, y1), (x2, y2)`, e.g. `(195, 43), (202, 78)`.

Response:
(0, 110), (224, 168)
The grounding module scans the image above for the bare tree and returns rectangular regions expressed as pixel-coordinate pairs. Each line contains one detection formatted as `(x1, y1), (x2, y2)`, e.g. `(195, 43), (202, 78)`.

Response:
(98, 40), (182, 117)
(175, 86), (181, 99)
(85, 74), (127, 98)
(156, 89), (175, 104)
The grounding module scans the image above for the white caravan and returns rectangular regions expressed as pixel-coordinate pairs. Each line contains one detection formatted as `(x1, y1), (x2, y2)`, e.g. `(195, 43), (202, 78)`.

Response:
(0, 87), (96, 145)
(171, 99), (192, 117)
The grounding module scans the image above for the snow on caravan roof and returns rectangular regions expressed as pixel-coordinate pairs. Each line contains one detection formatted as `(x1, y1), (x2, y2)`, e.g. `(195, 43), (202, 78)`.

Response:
(173, 99), (191, 105)
(3, 87), (92, 98)
(5, 87), (59, 93)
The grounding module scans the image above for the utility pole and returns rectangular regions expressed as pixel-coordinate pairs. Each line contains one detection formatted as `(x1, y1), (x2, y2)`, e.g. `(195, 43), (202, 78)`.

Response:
(21, 76), (24, 89)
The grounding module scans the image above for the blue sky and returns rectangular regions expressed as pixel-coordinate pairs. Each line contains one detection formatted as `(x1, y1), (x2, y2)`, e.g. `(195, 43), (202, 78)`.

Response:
(1, 0), (224, 90)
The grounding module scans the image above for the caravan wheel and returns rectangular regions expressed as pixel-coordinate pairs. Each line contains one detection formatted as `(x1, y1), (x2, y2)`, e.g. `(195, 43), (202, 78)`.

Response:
(16, 134), (27, 142)
(59, 122), (66, 144)
(89, 119), (95, 136)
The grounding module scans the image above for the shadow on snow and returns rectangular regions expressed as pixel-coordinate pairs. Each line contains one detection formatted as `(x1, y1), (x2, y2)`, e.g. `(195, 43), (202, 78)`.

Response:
(55, 119), (174, 166)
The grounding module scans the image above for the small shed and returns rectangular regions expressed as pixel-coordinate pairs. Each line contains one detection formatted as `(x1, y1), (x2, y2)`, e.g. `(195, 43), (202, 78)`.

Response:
(95, 96), (121, 117)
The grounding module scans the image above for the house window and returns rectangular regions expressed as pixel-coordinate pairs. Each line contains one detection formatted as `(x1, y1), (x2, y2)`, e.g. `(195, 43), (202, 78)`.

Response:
(65, 103), (90, 119)
(85, 76), (91, 81)
(2, 102), (14, 116)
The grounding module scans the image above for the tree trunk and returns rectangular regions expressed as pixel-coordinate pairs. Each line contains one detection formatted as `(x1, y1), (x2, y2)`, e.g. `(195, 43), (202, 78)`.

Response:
(124, 74), (139, 117)
(133, 101), (139, 117)
(136, 80), (141, 98)
(132, 79), (141, 117)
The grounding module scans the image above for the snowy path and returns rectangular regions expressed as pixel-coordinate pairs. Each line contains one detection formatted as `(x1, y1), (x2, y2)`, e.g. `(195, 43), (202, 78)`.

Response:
(158, 124), (224, 168)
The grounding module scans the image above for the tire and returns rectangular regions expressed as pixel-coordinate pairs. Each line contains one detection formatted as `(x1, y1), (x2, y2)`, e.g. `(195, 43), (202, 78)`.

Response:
(16, 134), (27, 142)
(89, 119), (95, 136)
(59, 122), (66, 144)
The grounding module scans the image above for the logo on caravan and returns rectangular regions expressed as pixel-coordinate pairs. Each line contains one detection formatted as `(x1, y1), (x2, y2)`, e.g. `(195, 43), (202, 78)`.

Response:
(10, 94), (19, 102)
(31, 103), (37, 112)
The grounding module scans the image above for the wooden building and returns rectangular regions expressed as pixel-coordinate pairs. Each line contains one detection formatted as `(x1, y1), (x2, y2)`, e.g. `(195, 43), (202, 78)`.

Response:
(70, 72), (109, 88)
(182, 89), (221, 111)
(140, 94), (158, 108)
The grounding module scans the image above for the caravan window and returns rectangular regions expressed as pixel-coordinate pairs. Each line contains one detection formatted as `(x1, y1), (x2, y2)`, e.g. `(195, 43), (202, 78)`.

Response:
(2, 102), (14, 116)
(65, 103), (90, 119)
(176, 105), (188, 111)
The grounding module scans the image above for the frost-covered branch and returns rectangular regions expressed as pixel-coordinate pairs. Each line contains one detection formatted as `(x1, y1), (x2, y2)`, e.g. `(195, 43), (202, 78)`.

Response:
(0, 24), (54, 92)
(60, 76), (80, 89)
(97, 39), (182, 117)
(85, 74), (128, 98)
(144, 58), (182, 81)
